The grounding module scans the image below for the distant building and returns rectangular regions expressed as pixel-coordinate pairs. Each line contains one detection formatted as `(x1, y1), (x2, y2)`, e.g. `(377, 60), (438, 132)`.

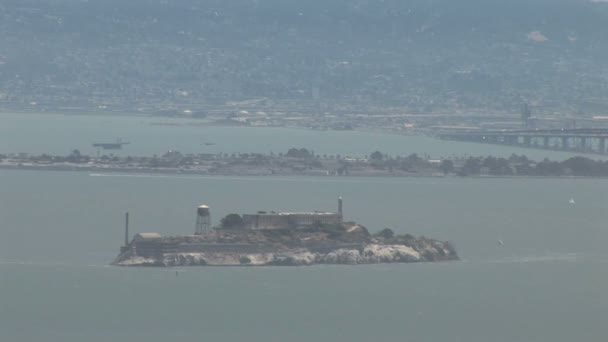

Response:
(242, 211), (342, 230)
(241, 197), (344, 230)
(132, 233), (164, 258)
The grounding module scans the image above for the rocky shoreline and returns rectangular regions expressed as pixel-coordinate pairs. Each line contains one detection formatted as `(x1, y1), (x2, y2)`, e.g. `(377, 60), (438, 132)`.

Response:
(116, 244), (453, 267)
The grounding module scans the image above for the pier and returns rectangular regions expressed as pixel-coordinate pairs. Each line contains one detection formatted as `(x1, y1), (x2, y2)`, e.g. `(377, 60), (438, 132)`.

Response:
(436, 128), (608, 155)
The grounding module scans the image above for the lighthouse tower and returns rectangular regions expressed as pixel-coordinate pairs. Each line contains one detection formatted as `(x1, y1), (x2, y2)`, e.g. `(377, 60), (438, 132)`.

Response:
(195, 205), (211, 234)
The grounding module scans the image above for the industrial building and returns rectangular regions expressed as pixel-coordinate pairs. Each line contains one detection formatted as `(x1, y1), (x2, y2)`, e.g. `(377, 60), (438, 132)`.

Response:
(241, 197), (344, 230)
(131, 233), (177, 258)
(191, 197), (344, 231)
(242, 211), (342, 229)
(120, 198), (346, 258)
(120, 197), (343, 259)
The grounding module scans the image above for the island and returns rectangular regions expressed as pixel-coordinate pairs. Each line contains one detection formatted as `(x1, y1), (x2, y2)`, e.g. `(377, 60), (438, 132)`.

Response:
(3, 149), (607, 178)
(112, 198), (458, 267)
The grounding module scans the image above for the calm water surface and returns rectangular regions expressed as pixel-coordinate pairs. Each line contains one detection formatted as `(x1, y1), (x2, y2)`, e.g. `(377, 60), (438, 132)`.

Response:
(1, 171), (608, 342)
(1, 113), (607, 341)
(0, 112), (591, 160)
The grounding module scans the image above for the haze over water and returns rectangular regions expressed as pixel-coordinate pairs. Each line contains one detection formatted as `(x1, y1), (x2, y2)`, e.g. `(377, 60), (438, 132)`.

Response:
(1, 113), (608, 342)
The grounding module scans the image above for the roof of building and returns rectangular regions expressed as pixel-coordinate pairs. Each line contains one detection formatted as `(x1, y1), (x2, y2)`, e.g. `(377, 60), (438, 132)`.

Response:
(244, 211), (338, 216)
(134, 233), (162, 240)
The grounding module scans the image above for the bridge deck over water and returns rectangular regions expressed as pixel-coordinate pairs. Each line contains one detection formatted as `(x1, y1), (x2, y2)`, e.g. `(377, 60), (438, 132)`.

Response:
(436, 128), (608, 155)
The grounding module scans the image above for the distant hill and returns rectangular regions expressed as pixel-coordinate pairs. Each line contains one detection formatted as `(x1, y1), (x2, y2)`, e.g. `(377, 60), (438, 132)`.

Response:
(1, 0), (607, 114)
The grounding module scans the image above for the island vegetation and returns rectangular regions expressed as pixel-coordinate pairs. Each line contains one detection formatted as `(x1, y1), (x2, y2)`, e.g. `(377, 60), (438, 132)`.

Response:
(2, 148), (608, 178)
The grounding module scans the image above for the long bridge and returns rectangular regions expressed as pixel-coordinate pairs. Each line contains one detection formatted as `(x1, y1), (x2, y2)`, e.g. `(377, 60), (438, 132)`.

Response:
(436, 128), (608, 155)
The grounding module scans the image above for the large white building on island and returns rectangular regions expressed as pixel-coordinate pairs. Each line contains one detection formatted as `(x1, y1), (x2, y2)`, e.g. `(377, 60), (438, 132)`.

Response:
(192, 197), (344, 232)
(242, 197), (344, 230)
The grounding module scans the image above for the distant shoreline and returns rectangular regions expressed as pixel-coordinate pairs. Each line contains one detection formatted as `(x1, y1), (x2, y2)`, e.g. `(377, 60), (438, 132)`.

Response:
(2, 162), (608, 180)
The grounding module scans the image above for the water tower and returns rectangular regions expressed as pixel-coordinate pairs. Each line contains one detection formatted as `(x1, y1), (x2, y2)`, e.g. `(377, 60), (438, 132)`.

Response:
(195, 205), (211, 234)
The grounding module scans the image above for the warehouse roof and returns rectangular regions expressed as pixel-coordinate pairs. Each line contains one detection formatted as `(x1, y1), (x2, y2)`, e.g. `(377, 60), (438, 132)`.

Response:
(134, 233), (162, 241)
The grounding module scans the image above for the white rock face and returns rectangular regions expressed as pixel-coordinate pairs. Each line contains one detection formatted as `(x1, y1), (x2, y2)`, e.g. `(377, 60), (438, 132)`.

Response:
(246, 253), (275, 266)
(362, 244), (421, 263)
(114, 256), (159, 266)
(269, 252), (318, 266)
(322, 249), (363, 264)
(165, 253), (207, 266)
(120, 244), (431, 267)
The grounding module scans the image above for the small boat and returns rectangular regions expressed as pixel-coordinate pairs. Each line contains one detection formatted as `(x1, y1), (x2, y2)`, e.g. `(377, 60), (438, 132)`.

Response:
(569, 198), (575, 204)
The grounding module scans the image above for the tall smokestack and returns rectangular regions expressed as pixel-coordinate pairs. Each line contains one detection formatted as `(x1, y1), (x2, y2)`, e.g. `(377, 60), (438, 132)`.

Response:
(338, 197), (343, 217)
(124, 212), (129, 247)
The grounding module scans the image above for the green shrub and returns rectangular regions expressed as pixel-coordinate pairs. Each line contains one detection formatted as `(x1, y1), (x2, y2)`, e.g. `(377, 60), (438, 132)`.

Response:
(221, 213), (244, 229)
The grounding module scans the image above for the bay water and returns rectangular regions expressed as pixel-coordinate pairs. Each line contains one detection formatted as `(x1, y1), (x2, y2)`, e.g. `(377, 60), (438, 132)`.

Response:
(0, 112), (590, 160)
(1, 113), (607, 341)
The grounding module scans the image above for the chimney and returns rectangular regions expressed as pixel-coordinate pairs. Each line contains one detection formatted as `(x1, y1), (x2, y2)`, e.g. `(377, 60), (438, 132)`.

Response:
(124, 212), (129, 246)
